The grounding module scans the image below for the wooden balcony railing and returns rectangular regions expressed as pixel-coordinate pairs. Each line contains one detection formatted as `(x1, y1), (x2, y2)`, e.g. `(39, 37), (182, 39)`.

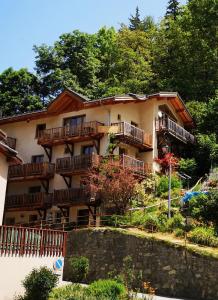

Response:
(0, 135), (16, 150)
(0, 226), (67, 256)
(37, 121), (103, 145)
(8, 162), (55, 181)
(5, 192), (53, 210)
(112, 122), (152, 150)
(56, 153), (100, 175)
(156, 114), (195, 144)
(53, 188), (90, 206)
(6, 137), (16, 149)
(109, 154), (152, 175)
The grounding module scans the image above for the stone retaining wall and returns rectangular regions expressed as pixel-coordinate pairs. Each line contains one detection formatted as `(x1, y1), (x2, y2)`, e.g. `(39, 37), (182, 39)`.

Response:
(64, 228), (218, 300)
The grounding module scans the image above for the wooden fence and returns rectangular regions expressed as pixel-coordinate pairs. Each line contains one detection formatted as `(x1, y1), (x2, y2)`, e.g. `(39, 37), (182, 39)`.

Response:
(0, 226), (67, 257)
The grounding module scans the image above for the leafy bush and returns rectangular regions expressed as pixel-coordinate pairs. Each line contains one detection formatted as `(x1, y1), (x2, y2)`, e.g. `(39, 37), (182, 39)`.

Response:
(49, 284), (85, 300)
(156, 175), (181, 197)
(142, 214), (160, 231)
(174, 228), (185, 237)
(188, 191), (218, 228)
(101, 215), (131, 227)
(21, 267), (58, 300)
(68, 256), (89, 283)
(166, 213), (185, 232)
(87, 279), (126, 300)
(188, 227), (218, 247)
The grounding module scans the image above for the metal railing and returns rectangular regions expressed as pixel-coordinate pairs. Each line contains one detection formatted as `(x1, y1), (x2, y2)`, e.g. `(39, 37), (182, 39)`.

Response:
(0, 225), (67, 256)
(156, 114), (195, 144)
(8, 162), (55, 180)
(37, 121), (103, 143)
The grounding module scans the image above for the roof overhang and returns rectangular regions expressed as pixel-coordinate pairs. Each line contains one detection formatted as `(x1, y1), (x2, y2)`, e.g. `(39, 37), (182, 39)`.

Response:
(0, 89), (194, 127)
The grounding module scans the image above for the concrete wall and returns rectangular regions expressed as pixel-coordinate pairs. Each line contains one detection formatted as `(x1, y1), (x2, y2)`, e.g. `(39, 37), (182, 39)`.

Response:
(64, 228), (218, 300)
(0, 153), (8, 225)
(0, 255), (64, 300)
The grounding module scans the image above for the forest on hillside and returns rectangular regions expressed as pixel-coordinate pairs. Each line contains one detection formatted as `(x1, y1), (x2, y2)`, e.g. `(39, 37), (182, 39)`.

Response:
(0, 0), (217, 175)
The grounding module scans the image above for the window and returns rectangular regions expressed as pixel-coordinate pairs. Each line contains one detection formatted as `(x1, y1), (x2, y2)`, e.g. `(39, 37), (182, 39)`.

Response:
(82, 145), (94, 155)
(77, 209), (89, 226)
(119, 147), (127, 155)
(55, 211), (62, 223)
(29, 215), (38, 223)
(31, 155), (44, 163)
(64, 115), (85, 127)
(29, 186), (41, 194)
(5, 217), (15, 225)
(35, 124), (46, 138)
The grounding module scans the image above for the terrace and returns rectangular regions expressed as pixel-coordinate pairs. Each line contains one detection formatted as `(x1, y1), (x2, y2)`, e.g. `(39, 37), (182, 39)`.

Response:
(156, 114), (195, 144)
(56, 153), (100, 176)
(5, 192), (53, 211)
(37, 121), (104, 146)
(8, 162), (55, 182)
(112, 122), (152, 151)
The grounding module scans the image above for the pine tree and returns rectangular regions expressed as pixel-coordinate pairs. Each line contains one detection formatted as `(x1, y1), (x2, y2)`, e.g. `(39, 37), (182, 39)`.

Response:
(165, 0), (180, 20)
(129, 6), (142, 30)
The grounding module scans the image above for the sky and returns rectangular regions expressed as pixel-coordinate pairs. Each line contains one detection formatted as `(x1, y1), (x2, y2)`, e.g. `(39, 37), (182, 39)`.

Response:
(0, 0), (186, 73)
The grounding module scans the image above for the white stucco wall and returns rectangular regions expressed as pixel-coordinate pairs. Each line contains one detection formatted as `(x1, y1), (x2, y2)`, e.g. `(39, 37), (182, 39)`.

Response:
(0, 153), (8, 225)
(0, 255), (64, 300)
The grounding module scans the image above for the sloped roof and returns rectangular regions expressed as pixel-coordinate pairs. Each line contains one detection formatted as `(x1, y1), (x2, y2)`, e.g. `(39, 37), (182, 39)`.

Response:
(0, 89), (194, 127)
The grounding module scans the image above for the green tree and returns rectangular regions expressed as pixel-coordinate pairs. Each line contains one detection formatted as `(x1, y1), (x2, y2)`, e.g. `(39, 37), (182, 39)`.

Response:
(0, 68), (43, 116)
(129, 6), (142, 31)
(34, 30), (100, 99)
(165, 0), (181, 20)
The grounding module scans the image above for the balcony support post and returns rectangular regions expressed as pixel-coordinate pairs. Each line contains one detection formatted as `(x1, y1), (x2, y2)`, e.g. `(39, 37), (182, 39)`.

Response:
(92, 138), (100, 154)
(64, 142), (74, 156)
(42, 145), (52, 162)
(40, 179), (50, 193)
(62, 175), (72, 189)
(59, 207), (69, 220)
(37, 208), (47, 220)
(87, 205), (96, 225)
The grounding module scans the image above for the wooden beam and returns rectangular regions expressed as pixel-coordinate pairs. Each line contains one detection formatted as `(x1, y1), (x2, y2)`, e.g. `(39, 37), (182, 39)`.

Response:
(41, 179), (49, 193)
(42, 146), (52, 162)
(93, 139), (100, 154)
(62, 175), (72, 188)
(65, 142), (74, 156)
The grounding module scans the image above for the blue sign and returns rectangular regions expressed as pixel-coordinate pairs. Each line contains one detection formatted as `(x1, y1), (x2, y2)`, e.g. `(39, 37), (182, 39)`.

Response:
(54, 258), (63, 271)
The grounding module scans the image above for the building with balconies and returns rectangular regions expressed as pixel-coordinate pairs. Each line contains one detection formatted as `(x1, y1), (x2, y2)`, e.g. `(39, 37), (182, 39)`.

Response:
(0, 89), (194, 227)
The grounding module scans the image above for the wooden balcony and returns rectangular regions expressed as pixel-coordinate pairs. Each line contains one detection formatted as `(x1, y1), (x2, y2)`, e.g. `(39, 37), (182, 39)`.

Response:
(5, 192), (53, 211)
(0, 226), (66, 257)
(37, 121), (104, 146)
(110, 154), (152, 176)
(0, 135), (16, 150)
(112, 122), (152, 151)
(8, 162), (55, 182)
(53, 188), (95, 207)
(156, 115), (195, 144)
(56, 154), (100, 175)
(6, 137), (16, 149)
